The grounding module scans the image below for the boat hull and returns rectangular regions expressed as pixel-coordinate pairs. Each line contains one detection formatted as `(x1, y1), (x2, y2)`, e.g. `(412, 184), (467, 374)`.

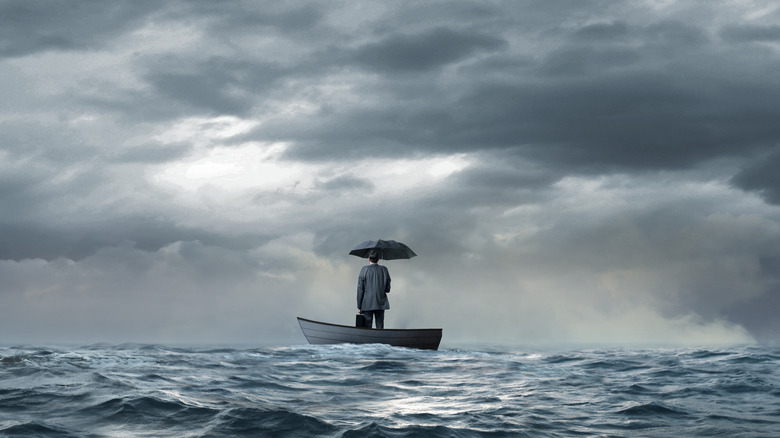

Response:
(297, 317), (442, 350)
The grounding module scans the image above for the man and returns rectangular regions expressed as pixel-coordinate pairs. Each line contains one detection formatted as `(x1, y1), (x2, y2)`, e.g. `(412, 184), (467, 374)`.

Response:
(357, 249), (391, 329)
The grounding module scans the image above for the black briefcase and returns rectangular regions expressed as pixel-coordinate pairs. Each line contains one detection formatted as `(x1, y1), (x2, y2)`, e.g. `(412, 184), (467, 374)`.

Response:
(356, 313), (371, 328)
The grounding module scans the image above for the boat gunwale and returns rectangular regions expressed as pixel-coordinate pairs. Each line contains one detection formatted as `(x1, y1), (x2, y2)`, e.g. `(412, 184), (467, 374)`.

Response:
(297, 317), (442, 333)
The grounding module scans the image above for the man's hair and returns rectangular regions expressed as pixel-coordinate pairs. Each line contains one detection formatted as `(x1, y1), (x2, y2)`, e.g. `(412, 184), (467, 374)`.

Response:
(368, 250), (379, 263)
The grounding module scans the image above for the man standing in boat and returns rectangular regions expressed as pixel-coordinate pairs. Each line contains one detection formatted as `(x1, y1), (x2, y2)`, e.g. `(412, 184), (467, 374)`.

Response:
(357, 250), (391, 329)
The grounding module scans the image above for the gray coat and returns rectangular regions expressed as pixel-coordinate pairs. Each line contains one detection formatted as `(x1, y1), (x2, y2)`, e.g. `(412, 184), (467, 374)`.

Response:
(357, 263), (391, 311)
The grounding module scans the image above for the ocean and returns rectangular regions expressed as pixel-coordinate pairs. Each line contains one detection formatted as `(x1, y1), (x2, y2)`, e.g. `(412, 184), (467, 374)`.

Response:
(1, 343), (778, 437)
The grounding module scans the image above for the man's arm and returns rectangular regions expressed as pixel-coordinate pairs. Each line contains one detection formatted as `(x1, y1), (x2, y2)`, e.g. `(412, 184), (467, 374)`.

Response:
(357, 268), (365, 310)
(384, 266), (391, 293)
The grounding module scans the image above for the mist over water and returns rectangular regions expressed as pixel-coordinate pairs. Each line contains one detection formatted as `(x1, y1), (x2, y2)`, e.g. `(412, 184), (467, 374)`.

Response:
(1, 344), (778, 437)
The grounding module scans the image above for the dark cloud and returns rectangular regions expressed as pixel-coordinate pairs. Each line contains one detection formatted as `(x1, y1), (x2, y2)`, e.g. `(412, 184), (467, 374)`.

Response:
(2, 1), (780, 345)
(149, 72), (251, 115)
(0, 0), (162, 58)
(279, 60), (780, 172)
(430, 155), (561, 210)
(731, 150), (780, 204)
(184, 1), (323, 35)
(720, 24), (780, 43)
(250, 14), (780, 179)
(642, 20), (709, 47)
(725, 287), (780, 344)
(454, 74), (728, 169)
(0, 215), (272, 262)
(573, 21), (630, 40)
(73, 57), (290, 122)
(539, 47), (642, 76)
(141, 57), (288, 116)
(111, 142), (193, 164)
(353, 27), (507, 72)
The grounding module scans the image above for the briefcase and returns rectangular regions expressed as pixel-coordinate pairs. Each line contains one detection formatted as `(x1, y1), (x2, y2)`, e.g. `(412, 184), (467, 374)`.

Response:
(356, 313), (371, 328)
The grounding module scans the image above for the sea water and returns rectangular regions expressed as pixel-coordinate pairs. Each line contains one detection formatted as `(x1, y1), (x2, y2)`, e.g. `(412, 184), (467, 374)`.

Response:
(1, 343), (778, 437)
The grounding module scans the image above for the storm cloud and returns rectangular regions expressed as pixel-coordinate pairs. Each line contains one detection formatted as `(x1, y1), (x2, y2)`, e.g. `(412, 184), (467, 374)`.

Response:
(2, 0), (779, 346)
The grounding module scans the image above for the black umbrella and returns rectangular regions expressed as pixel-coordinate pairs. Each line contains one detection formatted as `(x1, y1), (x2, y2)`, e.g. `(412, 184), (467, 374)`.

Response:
(349, 239), (417, 260)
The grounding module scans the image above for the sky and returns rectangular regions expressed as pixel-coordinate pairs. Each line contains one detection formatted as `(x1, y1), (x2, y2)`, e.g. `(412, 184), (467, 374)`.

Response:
(2, 0), (779, 347)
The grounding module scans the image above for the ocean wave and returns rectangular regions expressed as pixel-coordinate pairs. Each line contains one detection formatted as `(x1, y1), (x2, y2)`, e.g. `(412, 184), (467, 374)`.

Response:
(208, 407), (339, 436)
(617, 401), (690, 417)
(0, 420), (76, 437)
(1, 344), (778, 437)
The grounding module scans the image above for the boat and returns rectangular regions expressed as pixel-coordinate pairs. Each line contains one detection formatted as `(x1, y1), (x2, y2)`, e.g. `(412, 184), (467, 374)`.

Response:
(297, 317), (442, 350)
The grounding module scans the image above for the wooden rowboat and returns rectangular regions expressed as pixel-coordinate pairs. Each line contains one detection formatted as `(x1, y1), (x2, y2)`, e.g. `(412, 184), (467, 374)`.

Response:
(297, 317), (442, 350)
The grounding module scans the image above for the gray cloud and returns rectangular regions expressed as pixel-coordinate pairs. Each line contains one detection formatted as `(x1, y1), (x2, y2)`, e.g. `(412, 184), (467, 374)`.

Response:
(245, 14), (780, 179)
(144, 59), (279, 116)
(720, 24), (780, 43)
(732, 151), (780, 204)
(572, 21), (631, 40)
(2, 0), (780, 346)
(353, 27), (507, 72)
(0, 0), (162, 58)
(111, 141), (193, 164)
(0, 212), (272, 262)
(539, 46), (643, 76)
(315, 175), (374, 192)
(189, 1), (323, 35)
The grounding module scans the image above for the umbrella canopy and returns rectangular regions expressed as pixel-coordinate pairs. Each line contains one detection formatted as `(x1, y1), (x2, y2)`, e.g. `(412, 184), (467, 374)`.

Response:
(349, 239), (417, 260)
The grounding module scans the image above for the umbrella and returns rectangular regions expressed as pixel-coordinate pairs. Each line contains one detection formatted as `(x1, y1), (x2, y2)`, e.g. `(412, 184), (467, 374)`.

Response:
(349, 239), (417, 260)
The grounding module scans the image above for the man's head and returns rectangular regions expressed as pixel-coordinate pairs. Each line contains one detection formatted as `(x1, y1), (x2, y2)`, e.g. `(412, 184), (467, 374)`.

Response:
(368, 250), (380, 263)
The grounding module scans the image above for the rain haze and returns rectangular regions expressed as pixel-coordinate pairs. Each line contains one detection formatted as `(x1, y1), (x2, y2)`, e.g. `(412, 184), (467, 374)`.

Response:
(2, 0), (779, 347)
